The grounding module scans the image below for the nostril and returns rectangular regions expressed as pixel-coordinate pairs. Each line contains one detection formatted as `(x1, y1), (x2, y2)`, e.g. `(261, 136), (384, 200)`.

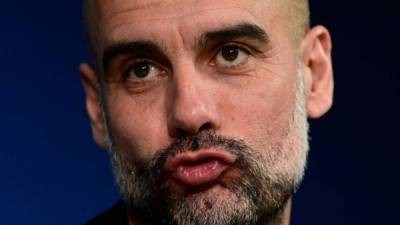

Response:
(175, 122), (212, 137)
(199, 122), (212, 132)
(176, 128), (186, 138)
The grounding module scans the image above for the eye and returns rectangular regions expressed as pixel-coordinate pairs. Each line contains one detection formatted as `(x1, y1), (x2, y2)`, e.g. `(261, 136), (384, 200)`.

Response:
(126, 60), (164, 81)
(214, 44), (250, 68)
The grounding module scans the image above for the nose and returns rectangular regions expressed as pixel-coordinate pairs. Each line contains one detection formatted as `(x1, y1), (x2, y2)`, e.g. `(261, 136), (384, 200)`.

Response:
(167, 65), (221, 137)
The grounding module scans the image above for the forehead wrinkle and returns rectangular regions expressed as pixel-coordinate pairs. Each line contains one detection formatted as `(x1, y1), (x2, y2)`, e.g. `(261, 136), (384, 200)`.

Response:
(104, 6), (262, 43)
(105, 7), (258, 27)
(101, 0), (267, 24)
(151, 6), (261, 23)
(99, 0), (187, 23)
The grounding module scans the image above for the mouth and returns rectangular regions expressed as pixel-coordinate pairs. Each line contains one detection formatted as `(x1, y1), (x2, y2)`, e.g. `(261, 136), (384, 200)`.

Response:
(163, 149), (237, 186)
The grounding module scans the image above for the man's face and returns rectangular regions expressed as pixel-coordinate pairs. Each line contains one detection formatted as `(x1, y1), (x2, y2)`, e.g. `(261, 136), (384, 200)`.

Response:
(81, 0), (333, 224)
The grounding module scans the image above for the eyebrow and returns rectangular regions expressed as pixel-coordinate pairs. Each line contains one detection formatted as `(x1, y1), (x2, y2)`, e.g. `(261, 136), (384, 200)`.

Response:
(102, 41), (167, 71)
(102, 23), (269, 70)
(195, 23), (269, 50)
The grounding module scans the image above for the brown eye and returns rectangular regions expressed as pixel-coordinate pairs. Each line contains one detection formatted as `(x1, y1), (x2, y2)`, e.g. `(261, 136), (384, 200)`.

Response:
(133, 62), (151, 78)
(215, 45), (250, 68)
(126, 60), (163, 81)
(221, 45), (240, 61)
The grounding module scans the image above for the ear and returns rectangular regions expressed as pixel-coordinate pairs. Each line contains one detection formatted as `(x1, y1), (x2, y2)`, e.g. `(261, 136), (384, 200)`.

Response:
(79, 63), (108, 149)
(300, 25), (334, 119)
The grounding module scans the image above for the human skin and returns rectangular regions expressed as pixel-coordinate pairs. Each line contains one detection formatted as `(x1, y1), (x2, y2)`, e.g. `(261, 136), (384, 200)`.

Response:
(80, 0), (334, 224)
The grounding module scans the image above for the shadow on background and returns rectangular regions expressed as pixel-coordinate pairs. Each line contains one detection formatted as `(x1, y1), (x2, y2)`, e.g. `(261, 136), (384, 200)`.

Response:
(0, 1), (399, 224)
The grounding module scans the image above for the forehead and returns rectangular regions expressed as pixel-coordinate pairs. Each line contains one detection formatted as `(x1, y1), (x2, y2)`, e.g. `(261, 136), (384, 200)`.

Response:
(93, 0), (285, 54)
(97, 0), (277, 19)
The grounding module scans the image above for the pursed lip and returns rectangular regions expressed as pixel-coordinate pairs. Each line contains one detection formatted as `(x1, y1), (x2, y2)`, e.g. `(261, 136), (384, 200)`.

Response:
(163, 148), (237, 186)
(163, 148), (237, 173)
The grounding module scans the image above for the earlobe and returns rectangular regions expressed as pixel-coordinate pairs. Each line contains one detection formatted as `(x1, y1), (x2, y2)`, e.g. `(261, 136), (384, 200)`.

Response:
(300, 25), (334, 119)
(79, 63), (108, 149)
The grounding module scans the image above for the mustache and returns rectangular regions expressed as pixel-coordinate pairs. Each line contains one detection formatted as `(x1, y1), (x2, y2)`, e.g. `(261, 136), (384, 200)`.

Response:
(143, 130), (267, 211)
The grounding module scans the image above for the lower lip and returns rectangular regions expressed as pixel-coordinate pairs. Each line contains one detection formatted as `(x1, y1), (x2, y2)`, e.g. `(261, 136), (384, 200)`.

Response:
(173, 160), (229, 186)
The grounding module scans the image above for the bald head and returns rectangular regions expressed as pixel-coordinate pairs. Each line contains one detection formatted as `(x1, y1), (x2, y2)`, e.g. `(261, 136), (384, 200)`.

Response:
(82, 0), (310, 61)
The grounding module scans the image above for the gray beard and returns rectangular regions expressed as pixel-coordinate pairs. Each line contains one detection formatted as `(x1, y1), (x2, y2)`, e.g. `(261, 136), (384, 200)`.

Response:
(106, 71), (309, 225)
(110, 131), (294, 225)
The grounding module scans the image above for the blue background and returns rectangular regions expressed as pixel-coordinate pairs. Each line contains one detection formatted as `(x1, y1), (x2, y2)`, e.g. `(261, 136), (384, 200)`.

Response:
(1, 1), (399, 224)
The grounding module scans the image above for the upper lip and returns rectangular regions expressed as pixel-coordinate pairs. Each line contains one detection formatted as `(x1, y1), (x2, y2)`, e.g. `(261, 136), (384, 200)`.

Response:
(163, 148), (237, 173)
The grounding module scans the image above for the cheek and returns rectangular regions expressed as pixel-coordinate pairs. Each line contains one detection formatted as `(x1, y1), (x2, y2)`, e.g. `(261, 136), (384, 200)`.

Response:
(221, 67), (298, 148)
(105, 87), (169, 161)
(220, 71), (307, 181)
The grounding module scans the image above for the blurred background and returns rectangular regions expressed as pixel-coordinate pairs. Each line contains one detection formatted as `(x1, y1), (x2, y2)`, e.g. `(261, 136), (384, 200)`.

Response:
(0, 0), (399, 224)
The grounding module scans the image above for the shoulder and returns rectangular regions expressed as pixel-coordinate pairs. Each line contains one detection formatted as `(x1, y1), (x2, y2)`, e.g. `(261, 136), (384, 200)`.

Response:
(84, 200), (128, 225)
